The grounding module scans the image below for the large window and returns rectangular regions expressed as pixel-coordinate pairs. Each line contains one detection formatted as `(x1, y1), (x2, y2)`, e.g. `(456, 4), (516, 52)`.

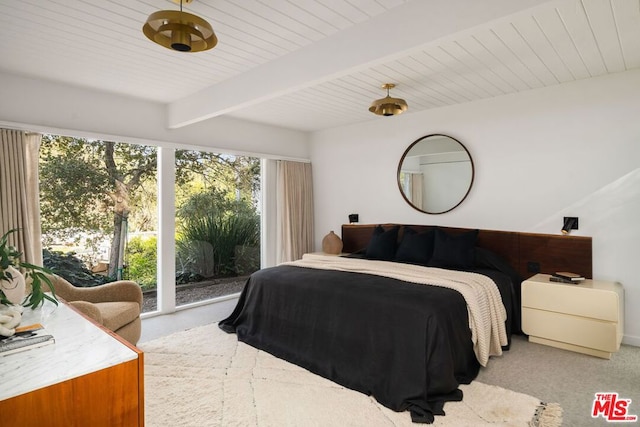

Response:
(173, 150), (260, 308)
(39, 135), (158, 295)
(38, 135), (259, 313)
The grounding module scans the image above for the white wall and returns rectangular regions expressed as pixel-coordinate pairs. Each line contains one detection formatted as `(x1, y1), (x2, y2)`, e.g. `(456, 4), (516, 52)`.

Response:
(0, 71), (310, 159)
(310, 69), (640, 346)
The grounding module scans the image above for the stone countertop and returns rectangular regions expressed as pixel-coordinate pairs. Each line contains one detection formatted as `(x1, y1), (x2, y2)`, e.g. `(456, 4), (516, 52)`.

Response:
(0, 300), (138, 401)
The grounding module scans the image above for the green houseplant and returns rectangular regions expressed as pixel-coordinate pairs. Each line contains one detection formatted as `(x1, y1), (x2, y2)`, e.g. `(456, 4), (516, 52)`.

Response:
(0, 229), (57, 309)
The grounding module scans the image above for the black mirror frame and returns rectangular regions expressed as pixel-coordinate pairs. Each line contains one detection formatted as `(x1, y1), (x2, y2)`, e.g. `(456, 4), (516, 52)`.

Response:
(397, 134), (475, 215)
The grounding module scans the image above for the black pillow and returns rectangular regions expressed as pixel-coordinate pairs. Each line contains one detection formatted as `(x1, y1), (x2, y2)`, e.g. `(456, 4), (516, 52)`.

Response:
(428, 228), (478, 269)
(474, 247), (523, 285)
(365, 225), (399, 261)
(394, 228), (435, 266)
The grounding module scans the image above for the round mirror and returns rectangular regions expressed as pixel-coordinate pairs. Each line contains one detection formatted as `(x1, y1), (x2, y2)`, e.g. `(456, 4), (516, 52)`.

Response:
(397, 134), (474, 214)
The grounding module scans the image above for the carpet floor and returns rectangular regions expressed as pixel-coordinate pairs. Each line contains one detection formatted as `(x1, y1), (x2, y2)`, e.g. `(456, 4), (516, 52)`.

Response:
(140, 323), (562, 426)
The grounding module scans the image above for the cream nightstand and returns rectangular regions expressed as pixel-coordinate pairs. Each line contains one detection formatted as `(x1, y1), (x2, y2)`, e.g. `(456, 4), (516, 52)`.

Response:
(521, 273), (624, 359)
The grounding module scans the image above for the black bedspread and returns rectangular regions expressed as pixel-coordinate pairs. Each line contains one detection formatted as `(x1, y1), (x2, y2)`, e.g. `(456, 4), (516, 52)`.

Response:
(219, 264), (512, 423)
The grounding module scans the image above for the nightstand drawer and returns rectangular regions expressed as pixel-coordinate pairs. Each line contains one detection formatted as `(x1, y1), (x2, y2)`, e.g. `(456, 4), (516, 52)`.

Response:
(522, 307), (620, 352)
(522, 281), (619, 322)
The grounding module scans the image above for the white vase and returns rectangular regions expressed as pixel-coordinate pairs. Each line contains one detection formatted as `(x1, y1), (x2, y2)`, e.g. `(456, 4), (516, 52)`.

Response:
(1, 265), (26, 305)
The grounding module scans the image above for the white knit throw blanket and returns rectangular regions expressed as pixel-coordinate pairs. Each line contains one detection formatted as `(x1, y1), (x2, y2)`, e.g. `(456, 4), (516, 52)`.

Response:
(283, 254), (508, 366)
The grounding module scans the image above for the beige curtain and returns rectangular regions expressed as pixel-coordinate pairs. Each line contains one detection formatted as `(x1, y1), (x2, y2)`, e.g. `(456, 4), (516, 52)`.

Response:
(276, 161), (314, 263)
(0, 129), (43, 266)
(410, 173), (423, 210)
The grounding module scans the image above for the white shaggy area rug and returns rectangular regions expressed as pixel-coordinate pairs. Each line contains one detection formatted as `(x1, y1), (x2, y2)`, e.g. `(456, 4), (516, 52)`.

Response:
(140, 323), (561, 426)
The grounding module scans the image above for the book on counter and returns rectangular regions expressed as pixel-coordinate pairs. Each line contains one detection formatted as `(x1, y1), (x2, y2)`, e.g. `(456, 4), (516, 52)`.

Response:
(0, 323), (55, 356)
(550, 271), (585, 284)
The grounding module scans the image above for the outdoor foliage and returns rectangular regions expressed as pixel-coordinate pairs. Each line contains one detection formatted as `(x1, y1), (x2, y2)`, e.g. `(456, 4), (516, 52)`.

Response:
(39, 136), (158, 233)
(39, 135), (158, 279)
(177, 190), (260, 278)
(42, 249), (113, 288)
(39, 139), (113, 233)
(125, 236), (157, 290)
(175, 150), (260, 200)
(175, 153), (261, 281)
(38, 137), (261, 290)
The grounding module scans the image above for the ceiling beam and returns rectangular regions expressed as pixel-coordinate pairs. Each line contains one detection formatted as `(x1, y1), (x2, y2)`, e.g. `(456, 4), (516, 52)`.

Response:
(167, 0), (552, 129)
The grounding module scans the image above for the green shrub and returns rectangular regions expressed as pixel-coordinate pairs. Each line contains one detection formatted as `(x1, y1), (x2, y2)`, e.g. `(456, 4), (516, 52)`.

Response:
(234, 244), (260, 276)
(126, 236), (157, 290)
(178, 209), (259, 278)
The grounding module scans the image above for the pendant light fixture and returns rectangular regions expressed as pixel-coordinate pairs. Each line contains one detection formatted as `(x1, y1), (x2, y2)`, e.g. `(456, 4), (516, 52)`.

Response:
(143, 0), (217, 53)
(369, 83), (408, 116)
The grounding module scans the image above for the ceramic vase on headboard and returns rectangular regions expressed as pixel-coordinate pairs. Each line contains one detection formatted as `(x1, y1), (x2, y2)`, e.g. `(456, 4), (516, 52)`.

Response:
(322, 231), (343, 255)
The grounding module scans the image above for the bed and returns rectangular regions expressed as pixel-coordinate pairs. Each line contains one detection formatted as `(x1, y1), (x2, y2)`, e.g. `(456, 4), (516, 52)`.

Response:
(219, 224), (592, 423)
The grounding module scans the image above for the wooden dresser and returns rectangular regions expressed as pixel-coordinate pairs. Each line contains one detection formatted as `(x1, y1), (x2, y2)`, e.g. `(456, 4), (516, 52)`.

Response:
(522, 273), (624, 359)
(0, 300), (144, 426)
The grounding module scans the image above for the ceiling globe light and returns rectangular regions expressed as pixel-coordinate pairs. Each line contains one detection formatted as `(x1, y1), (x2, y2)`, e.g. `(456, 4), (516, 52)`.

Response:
(369, 83), (408, 116)
(143, 0), (217, 53)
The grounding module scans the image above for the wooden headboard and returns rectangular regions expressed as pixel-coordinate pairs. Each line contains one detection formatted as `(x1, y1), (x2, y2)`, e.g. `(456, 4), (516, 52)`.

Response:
(341, 223), (593, 280)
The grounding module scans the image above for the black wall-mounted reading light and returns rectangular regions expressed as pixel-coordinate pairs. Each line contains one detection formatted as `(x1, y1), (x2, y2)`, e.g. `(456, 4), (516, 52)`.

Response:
(561, 217), (579, 235)
(348, 214), (359, 224)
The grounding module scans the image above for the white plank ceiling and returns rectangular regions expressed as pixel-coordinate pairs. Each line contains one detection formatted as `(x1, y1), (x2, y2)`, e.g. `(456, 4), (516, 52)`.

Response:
(1, 0), (639, 132)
